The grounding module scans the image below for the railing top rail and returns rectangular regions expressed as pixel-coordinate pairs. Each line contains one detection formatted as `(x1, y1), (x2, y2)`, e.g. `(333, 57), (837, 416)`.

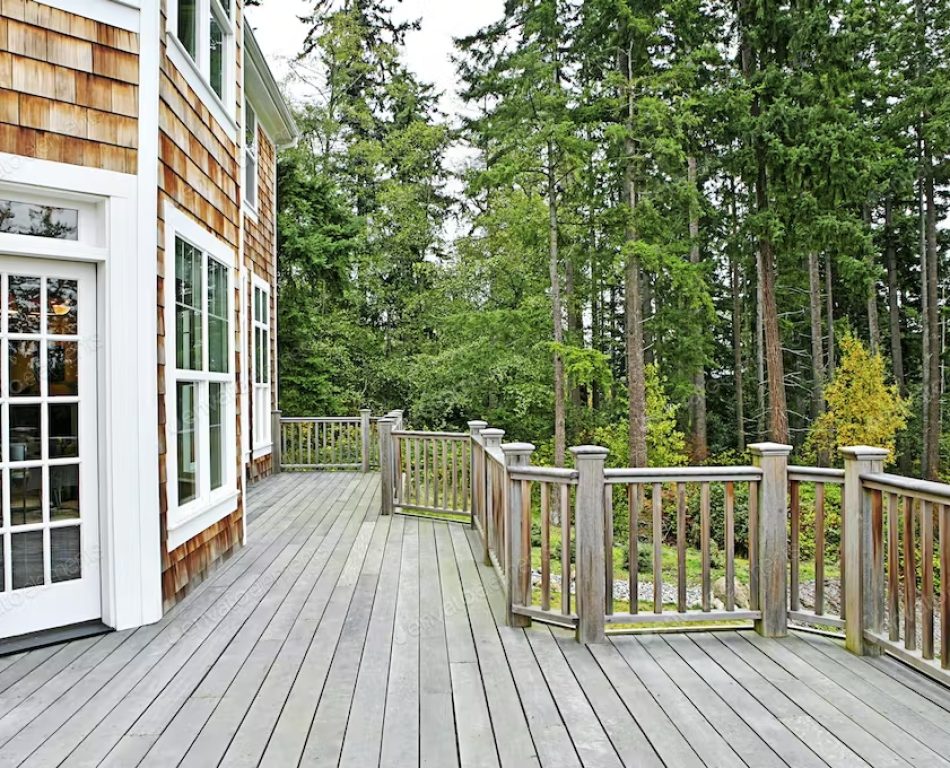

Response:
(861, 472), (950, 506)
(507, 466), (579, 484)
(604, 465), (762, 485)
(281, 416), (362, 423)
(788, 466), (846, 485)
(392, 429), (468, 440)
(485, 446), (506, 467)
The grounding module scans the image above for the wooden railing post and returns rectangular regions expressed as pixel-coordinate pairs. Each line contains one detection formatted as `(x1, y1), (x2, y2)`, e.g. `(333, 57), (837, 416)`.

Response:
(360, 409), (372, 473)
(481, 428), (505, 567)
(271, 410), (282, 474)
(571, 445), (609, 644)
(841, 445), (889, 655)
(502, 442), (535, 628)
(468, 421), (488, 532)
(379, 417), (395, 516)
(749, 442), (792, 638)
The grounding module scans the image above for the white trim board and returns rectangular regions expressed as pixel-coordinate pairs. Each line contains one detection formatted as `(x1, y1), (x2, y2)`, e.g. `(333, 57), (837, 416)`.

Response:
(35, 0), (140, 32)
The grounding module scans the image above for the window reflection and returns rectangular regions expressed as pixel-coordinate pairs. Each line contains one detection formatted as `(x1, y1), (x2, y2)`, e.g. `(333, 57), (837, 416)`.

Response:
(0, 200), (78, 240)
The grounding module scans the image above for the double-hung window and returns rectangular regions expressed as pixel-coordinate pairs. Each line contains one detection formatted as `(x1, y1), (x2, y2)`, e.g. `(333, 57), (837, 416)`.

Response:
(171, 0), (236, 128)
(251, 278), (271, 450)
(166, 209), (237, 545)
(245, 101), (259, 212)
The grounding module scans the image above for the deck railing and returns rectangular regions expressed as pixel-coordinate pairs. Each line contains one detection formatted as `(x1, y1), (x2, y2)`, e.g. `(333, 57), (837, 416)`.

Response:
(274, 409), (378, 472)
(281, 410), (947, 684)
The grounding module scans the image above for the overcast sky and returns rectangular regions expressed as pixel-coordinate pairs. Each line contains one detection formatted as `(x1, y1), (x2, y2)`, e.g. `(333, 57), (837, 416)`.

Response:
(244, 0), (504, 117)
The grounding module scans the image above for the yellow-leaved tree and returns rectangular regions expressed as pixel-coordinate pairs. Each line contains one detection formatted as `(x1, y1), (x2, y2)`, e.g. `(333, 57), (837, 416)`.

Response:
(805, 333), (908, 465)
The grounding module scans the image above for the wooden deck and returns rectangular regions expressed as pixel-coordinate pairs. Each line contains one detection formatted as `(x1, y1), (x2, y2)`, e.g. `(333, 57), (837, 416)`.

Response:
(1, 472), (949, 767)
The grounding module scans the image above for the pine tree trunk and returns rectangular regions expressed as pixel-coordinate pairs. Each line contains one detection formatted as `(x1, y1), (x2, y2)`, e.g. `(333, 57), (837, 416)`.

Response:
(808, 251), (825, 421)
(884, 199), (905, 394)
(565, 257), (583, 408)
(687, 155), (708, 462)
(731, 247), (745, 452)
(756, 250), (766, 441)
(923, 142), (940, 480)
(547, 146), (566, 470)
(621, 49), (647, 468)
(825, 253), (836, 375)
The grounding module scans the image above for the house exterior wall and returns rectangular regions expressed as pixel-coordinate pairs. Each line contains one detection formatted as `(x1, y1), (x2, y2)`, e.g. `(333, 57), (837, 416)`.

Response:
(0, 0), (138, 174)
(157, 0), (246, 608)
(244, 121), (276, 480)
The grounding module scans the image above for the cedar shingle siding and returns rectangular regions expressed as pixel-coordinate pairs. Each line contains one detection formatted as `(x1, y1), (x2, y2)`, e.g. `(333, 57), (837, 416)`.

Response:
(0, 0), (138, 173)
(157, 0), (246, 609)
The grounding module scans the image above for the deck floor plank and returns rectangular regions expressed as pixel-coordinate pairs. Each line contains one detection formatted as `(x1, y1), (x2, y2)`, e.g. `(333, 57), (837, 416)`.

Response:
(0, 471), (948, 767)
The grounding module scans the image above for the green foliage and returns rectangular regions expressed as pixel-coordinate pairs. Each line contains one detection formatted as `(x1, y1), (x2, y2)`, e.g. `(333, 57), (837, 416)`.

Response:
(805, 333), (910, 464)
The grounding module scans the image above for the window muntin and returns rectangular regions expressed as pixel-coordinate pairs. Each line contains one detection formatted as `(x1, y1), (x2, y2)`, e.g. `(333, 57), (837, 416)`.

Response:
(245, 102), (259, 211)
(252, 281), (271, 449)
(170, 231), (235, 523)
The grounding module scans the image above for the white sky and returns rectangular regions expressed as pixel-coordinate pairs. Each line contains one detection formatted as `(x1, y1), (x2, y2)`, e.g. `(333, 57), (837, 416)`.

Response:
(244, 0), (504, 118)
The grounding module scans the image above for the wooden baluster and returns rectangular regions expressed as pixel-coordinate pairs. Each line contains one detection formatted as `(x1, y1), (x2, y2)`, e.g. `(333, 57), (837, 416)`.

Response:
(904, 495), (917, 651)
(414, 438), (422, 507)
(871, 489), (885, 641)
(629, 484), (639, 615)
(443, 440), (449, 511)
(676, 483), (686, 613)
(541, 483), (551, 611)
(815, 483), (825, 616)
(726, 481), (736, 612)
(432, 439), (440, 510)
(653, 482), (663, 615)
(922, 500), (934, 660)
(521, 479), (532, 606)
(701, 482), (711, 612)
(451, 441), (458, 512)
(749, 481), (759, 612)
(561, 486), (570, 616)
(888, 493), (900, 642)
(940, 505), (949, 670)
(790, 480), (801, 612)
(605, 485), (614, 615)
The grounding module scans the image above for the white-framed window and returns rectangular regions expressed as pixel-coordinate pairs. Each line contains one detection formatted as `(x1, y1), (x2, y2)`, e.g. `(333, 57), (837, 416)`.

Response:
(245, 100), (259, 213)
(167, 0), (237, 136)
(251, 276), (271, 450)
(164, 207), (238, 548)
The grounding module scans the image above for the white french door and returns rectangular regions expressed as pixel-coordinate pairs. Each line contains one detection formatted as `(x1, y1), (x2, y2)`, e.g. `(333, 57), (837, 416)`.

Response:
(0, 257), (100, 639)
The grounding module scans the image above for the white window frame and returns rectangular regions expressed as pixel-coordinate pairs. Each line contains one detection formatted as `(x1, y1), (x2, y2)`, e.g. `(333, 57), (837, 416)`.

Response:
(166, 0), (238, 140)
(164, 206), (238, 551)
(251, 274), (272, 453)
(244, 100), (260, 217)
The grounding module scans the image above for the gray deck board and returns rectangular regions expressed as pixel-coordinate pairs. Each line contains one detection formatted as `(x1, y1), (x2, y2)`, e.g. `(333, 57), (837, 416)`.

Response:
(1, 471), (948, 767)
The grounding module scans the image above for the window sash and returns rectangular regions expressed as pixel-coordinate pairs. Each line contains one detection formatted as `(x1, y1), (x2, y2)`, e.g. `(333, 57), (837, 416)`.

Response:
(251, 281), (271, 448)
(245, 103), (259, 210)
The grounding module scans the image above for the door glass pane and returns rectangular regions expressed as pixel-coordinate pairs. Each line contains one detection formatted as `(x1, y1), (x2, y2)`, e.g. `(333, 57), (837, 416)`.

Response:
(51, 526), (81, 583)
(210, 382), (224, 491)
(254, 327), (262, 383)
(9, 340), (40, 396)
(11, 531), (44, 589)
(0, 201), (78, 240)
(177, 382), (197, 504)
(209, 13), (224, 98)
(208, 259), (228, 373)
(50, 465), (79, 520)
(10, 468), (42, 525)
(49, 403), (79, 458)
(175, 238), (202, 371)
(47, 279), (78, 335)
(263, 330), (269, 383)
(48, 341), (78, 396)
(7, 276), (40, 333)
(0, 536), (4, 591)
(9, 405), (40, 461)
(177, 0), (197, 57)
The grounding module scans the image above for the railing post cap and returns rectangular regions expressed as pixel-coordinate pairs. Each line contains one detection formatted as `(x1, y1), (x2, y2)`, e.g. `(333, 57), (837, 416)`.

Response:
(468, 420), (489, 431)
(360, 407), (371, 414)
(272, 408), (282, 415)
(569, 445), (610, 460)
(481, 428), (505, 438)
(748, 442), (793, 457)
(501, 442), (535, 455)
(840, 445), (890, 461)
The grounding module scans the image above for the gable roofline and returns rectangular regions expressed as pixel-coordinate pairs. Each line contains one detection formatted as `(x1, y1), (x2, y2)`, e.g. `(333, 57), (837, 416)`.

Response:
(244, 24), (299, 149)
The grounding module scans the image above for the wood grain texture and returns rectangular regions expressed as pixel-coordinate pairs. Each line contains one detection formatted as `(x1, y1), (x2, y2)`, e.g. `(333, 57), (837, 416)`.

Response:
(0, 1), (139, 173)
